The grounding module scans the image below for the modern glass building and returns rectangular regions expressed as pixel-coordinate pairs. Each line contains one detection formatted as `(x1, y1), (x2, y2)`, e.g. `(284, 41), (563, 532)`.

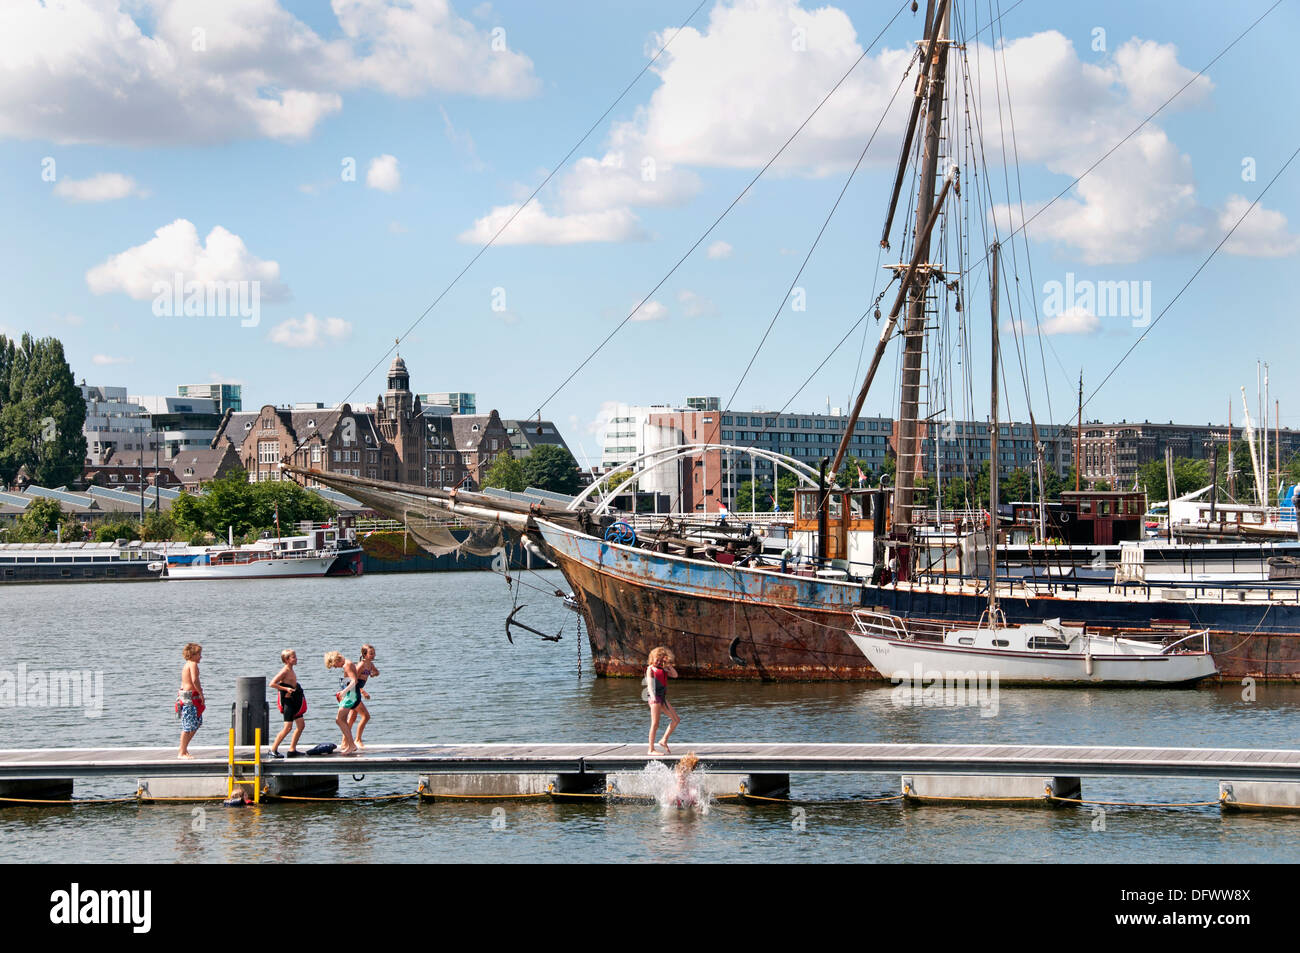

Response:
(177, 382), (242, 414)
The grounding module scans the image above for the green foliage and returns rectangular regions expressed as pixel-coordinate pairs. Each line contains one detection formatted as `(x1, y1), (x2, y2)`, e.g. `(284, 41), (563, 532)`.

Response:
(0, 333), (87, 488)
(141, 511), (176, 542)
(6, 497), (63, 541)
(59, 515), (87, 542)
(169, 470), (335, 537)
(94, 520), (140, 543)
(941, 477), (968, 510)
(482, 450), (526, 492)
(735, 473), (801, 512)
(833, 455), (876, 489)
(1002, 467), (1033, 502)
(1137, 457), (1210, 502)
(520, 443), (582, 495)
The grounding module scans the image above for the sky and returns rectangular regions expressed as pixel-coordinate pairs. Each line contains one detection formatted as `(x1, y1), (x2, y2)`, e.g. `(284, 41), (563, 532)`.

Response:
(1, 0), (1297, 469)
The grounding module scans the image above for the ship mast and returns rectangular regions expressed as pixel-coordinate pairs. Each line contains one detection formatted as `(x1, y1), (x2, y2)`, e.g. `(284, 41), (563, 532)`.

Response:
(987, 242), (1001, 620)
(890, 0), (952, 574)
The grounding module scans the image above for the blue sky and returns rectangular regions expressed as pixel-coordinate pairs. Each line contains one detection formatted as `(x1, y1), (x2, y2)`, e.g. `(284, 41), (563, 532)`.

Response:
(1, 0), (1297, 468)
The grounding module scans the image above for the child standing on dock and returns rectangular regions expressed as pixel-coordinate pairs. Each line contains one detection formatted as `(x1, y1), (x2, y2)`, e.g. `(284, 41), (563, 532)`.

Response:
(325, 651), (360, 755)
(269, 649), (306, 758)
(345, 644), (379, 749)
(177, 643), (204, 759)
(645, 646), (680, 755)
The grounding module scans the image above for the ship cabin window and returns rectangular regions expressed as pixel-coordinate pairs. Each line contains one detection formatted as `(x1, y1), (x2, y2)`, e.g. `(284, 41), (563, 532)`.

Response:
(828, 493), (842, 519)
(992, 639), (1010, 647)
(797, 491), (817, 520)
(957, 637), (975, 646)
(1099, 501), (1112, 516)
(1027, 636), (1069, 650)
(849, 494), (865, 519)
(1079, 500), (1092, 514)
(293, 540), (308, 549)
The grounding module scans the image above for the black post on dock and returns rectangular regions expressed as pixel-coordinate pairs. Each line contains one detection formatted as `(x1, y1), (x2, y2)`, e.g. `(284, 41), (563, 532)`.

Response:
(232, 677), (269, 747)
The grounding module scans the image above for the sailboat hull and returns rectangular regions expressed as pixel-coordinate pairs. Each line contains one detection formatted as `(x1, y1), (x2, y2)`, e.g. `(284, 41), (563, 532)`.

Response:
(536, 520), (1300, 681)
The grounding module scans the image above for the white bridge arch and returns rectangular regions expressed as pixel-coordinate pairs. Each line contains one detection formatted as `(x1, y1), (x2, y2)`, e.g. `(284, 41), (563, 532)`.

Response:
(569, 443), (829, 515)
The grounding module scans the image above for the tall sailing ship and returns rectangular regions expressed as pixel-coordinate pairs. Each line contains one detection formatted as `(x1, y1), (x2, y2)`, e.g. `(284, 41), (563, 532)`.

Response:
(293, 1), (1300, 681)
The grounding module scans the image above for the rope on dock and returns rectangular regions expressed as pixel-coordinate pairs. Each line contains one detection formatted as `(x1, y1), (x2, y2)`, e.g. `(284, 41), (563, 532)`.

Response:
(737, 792), (908, 804)
(0, 795), (144, 805)
(273, 792), (421, 802)
(1047, 794), (1223, 808)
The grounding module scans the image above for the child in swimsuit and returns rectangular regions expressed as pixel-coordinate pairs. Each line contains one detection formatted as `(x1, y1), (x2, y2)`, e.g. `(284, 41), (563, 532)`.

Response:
(345, 644), (379, 749)
(325, 650), (359, 755)
(645, 646), (681, 755)
(177, 643), (204, 759)
(269, 649), (306, 758)
(673, 752), (701, 808)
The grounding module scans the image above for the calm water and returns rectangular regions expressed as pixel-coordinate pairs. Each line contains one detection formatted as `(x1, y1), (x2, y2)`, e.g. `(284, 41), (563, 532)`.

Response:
(2, 570), (1299, 863)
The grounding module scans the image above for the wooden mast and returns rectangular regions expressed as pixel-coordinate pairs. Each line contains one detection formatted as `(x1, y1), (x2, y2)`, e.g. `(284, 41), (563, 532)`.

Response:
(890, 0), (951, 576)
(988, 242), (1001, 620)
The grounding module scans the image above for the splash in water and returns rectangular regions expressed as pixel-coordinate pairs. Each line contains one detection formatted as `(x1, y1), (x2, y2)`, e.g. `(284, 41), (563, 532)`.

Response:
(637, 756), (710, 814)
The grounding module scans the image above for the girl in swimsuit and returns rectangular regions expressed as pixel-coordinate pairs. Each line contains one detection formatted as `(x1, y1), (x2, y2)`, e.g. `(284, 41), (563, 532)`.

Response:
(325, 650), (360, 755)
(645, 646), (681, 755)
(346, 644), (379, 749)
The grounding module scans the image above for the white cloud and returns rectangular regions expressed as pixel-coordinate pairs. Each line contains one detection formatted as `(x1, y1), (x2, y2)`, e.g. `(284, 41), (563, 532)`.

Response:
(268, 313), (352, 348)
(439, 105), (485, 171)
(388, 221), (410, 234)
(706, 241), (733, 260)
(209, 372), (247, 386)
(677, 289), (716, 317)
(629, 300), (668, 322)
(557, 151), (700, 213)
(0, 0), (537, 146)
(53, 172), (145, 202)
(586, 400), (619, 443)
(85, 219), (287, 301)
(92, 354), (132, 365)
(1218, 195), (1300, 258)
(1007, 307), (1100, 336)
(458, 201), (646, 245)
(366, 154), (401, 192)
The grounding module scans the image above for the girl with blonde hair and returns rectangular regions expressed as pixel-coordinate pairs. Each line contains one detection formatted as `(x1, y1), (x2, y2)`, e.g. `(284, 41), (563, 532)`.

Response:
(324, 650), (360, 755)
(645, 646), (680, 754)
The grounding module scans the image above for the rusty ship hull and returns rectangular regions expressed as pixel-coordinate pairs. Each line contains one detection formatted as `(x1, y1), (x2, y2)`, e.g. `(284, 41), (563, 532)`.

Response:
(536, 519), (1300, 682)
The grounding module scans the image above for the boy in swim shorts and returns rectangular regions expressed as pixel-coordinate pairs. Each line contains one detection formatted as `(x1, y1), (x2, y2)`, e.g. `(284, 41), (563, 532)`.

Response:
(177, 643), (204, 759)
(269, 649), (306, 758)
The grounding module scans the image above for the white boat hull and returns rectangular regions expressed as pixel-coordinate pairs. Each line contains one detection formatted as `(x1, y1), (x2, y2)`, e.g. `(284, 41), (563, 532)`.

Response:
(165, 555), (345, 580)
(848, 632), (1217, 685)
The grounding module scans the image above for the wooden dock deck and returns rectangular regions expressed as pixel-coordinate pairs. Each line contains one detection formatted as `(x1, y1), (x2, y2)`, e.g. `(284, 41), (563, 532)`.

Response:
(3, 742), (1300, 782)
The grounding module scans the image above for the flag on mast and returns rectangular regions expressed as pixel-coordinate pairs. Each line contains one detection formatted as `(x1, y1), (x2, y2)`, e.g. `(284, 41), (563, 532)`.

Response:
(856, 464), (867, 488)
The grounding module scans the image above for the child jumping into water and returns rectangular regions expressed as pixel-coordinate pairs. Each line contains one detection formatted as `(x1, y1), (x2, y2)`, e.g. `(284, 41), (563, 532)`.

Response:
(325, 650), (360, 755)
(645, 646), (681, 754)
(673, 752), (701, 808)
(345, 644), (378, 749)
(269, 649), (306, 758)
(177, 643), (204, 759)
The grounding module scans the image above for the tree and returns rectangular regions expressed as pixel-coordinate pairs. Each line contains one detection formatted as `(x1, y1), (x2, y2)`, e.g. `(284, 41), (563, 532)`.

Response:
(521, 444), (582, 495)
(94, 519), (140, 543)
(1002, 467), (1033, 503)
(8, 497), (63, 541)
(170, 469), (336, 537)
(482, 450), (525, 492)
(941, 477), (968, 510)
(0, 334), (86, 488)
(141, 511), (176, 542)
(833, 455), (875, 489)
(1138, 457), (1210, 502)
(735, 473), (801, 512)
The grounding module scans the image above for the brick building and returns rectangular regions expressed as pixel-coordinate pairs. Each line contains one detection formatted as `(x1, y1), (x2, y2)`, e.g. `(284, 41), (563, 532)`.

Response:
(209, 355), (513, 490)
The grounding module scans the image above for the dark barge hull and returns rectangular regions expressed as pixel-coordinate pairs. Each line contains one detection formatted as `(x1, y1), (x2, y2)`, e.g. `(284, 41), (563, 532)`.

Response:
(0, 562), (161, 583)
(536, 520), (1300, 682)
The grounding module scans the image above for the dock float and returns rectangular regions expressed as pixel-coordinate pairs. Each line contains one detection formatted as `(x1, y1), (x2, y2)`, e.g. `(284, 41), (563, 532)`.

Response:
(1, 743), (1299, 810)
